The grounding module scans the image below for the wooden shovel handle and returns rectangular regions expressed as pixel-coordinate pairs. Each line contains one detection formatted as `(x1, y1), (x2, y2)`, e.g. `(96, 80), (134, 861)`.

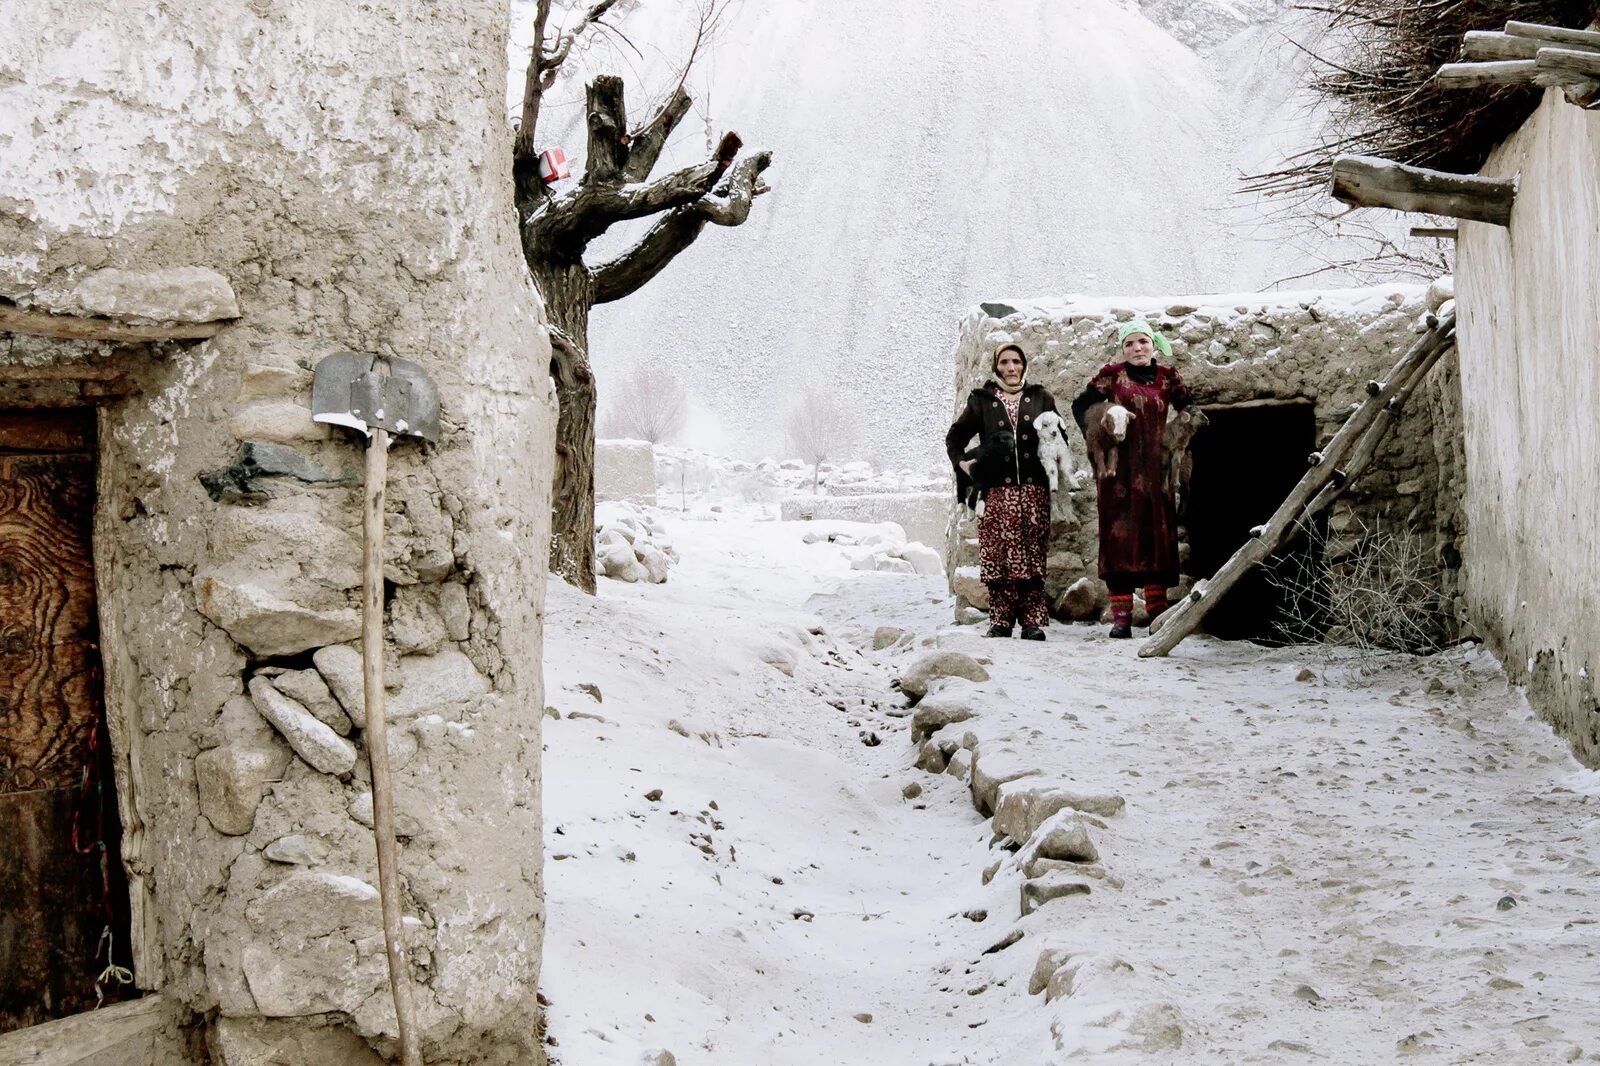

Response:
(363, 428), (423, 1066)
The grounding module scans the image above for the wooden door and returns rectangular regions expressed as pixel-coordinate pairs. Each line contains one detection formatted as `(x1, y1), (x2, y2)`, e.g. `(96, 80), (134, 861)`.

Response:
(0, 408), (133, 1032)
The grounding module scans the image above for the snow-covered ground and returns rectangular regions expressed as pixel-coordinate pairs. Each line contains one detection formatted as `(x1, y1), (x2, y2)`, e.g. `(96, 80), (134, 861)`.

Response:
(538, 508), (1600, 1064)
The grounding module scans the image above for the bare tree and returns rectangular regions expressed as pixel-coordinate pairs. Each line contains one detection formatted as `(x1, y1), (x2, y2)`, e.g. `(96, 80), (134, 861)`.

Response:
(600, 363), (688, 444)
(514, 0), (773, 591)
(786, 390), (852, 494)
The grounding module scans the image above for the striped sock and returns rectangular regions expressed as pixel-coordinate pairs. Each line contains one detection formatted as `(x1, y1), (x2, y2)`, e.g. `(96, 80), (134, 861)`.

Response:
(1143, 584), (1170, 620)
(1109, 593), (1133, 626)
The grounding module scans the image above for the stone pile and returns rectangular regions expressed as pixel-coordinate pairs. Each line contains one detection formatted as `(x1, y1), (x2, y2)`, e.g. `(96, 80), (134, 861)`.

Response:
(595, 502), (677, 584)
(801, 521), (943, 576)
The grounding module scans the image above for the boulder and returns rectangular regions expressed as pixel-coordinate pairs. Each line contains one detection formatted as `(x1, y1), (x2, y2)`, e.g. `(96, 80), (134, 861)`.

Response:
(196, 743), (291, 836)
(270, 669), (352, 736)
(1029, 947), (1074, 996)
(951, 566), (989, 610)
(70, 265), (239, 323)
(899, 542), (944, 576)
(897, 651), (989, 700)
(872, 626), (906, 650)
(240, 872), (398, 1017)
(249, 677), (358, 775)
(993, 781), (1124, 841)
(944, 748), (973, 782)
(910, 689), (977, 742)
(1021, 873), (1092, 916)
(389, 650), (490, 720)
(969, 748), (1043, 816)
(196, 570), (360, 657)
(756, 642), (798, 677)
(1030, 811), (1101, 864)
(1055, 576), (1107, 622)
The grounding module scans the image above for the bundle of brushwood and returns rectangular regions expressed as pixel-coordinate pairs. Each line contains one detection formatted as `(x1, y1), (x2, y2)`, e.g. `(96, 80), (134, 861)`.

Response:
(1140, 311), (1457, 658)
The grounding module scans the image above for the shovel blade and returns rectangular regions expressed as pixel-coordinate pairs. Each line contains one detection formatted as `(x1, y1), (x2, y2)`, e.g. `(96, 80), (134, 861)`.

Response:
(311, 351), (440, 442)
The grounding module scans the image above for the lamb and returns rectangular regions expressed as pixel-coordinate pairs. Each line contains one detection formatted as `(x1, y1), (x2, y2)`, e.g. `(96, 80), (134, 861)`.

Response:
(1032, 410), (1075, 492)
(1085, 401), (1133, 480)
(1161, 406), (1207, 514)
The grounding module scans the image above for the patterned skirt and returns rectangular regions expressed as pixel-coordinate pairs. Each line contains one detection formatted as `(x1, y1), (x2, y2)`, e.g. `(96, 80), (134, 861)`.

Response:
(978, 485), (1050, 583)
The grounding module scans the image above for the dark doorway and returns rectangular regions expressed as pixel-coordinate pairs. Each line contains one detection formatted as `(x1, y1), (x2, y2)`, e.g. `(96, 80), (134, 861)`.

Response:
(0, 409), (137, 1033)
(1183, 401), (1322, 643)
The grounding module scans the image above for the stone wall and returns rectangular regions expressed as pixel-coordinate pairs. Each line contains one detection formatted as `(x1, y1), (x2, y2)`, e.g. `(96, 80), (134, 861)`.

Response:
(1457, 90), (1600, 766)
(595, 438), (658, 505)
(781, 492), (951, 557)
(1, 3), (552, 1063)
(946, 285), (1465, 627)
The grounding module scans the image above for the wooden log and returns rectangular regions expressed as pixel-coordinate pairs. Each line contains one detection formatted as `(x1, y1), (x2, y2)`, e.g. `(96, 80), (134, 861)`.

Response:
(0, 994), (165, 1065)
(1140, 315), (1456, 658)
(1460, 30), (1541, 61)
(0, 302), (230, 343)
(1537, 45), (1600, 79)
(1409, 226), (1459, 239)
(1330, 155), (1515, 227)
(1505, 20), (1600, 51)
(1433, 59), (1539, 89)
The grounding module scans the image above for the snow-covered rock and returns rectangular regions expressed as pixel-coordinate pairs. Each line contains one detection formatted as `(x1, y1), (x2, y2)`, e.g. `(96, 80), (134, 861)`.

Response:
(896, 651), (990, 700)
(596, 501), (677, 584)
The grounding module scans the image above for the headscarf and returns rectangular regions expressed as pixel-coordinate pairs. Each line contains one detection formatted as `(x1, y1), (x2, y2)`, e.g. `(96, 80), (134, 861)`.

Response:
(991, 342), (1027, 395)
(1117, 320), (1173, 360)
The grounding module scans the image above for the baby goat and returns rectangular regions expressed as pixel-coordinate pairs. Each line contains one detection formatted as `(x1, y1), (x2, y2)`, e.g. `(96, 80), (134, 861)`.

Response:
(1085, 401), (1133, 480)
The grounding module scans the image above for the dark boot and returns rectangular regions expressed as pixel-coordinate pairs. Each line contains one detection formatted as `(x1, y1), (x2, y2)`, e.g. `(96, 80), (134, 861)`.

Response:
(1020, 627), (1046, 641)
(1109, 622), (1133, 639)
(986, 624), (1013, 638)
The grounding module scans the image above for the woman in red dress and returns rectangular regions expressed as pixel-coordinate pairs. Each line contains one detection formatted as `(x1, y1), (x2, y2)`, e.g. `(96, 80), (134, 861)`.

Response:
(1072, 321), (1193, 639)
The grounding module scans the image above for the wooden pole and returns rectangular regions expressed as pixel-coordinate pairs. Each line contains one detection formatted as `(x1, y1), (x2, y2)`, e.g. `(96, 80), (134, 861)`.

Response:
(1409, 226), (1459, 240)
(1460, 30), (1541, 61)
(1140, 315), (1456, 658)
(1330, 156), (1515, 227)
(0, 301), (232, 342)
(1433, 59), (1540, 89)
(1505, 20), (1600, 51)
(1536, 45), (1600, 79)
(362, 428), (423, 1066)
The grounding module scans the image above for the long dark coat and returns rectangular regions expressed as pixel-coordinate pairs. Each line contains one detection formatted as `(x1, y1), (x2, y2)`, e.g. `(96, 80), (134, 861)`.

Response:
(944, 382), (1060, 494)
(1073, 362), (1191, 583)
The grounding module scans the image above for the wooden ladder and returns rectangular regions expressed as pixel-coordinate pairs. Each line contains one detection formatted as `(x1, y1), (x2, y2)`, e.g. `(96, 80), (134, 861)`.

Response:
(1140, 312), (1457, 658)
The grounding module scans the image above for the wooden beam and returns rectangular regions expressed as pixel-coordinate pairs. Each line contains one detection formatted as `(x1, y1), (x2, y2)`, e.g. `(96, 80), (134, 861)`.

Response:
(0, 363), (128, 381)
(1460, 30), (1541, 61)
(1537, 45), (1600, 79)
(1330, 155), (1515, 227)
(1506, 20), (1600, 51)
(0, 995), (166, 1065)
(0, 302), (230, 342)
(1410, 226), (1459, 239)
(1433, 59), (1540, 89)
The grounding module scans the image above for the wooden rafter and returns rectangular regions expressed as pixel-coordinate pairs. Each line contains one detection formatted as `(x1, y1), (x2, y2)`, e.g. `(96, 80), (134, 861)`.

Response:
(0, 301), (230, 343)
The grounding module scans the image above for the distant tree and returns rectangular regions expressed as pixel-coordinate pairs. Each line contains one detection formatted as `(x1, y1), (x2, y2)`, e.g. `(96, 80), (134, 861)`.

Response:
(514, 0), (773, 592)
(600, 363), (688, 444)
(786, 390), (852, 494)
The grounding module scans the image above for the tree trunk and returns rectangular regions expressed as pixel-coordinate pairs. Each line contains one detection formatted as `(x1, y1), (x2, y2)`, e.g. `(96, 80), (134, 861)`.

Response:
(533, 259), (599, 593)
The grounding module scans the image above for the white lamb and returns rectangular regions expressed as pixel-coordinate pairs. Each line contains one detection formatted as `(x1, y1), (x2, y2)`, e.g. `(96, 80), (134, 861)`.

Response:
(1032, 410), (1076, 492)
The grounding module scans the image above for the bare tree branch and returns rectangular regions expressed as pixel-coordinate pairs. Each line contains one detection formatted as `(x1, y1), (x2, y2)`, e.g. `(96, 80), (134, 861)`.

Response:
(622, 86), (694, 182)
(593, 148), (772, 303)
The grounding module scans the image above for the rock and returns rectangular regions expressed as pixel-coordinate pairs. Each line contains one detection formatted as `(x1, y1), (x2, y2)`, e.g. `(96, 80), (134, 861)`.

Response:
(71, 265), (240, 322)
(993, 780), (1125, 839)
(899, 542), (944, 576)
(970, 749), (1044, 816)
(270, 669), (352, 736)
(945, 748), (973, 781)
(199, 441), (344, 503)
(1031, 813), (1100, 864)
(1496, 894), (1517, 911)
(638, 543), (672, 583)
(756, 643), (799, 676)
(263, 834), (329, 866)
(211, 1017), (385, 1066)
(982, 928), (1024, 954)
(641, 1051), (677, 1066)
(1426, 274), (1454, 312)
(312, 644), (370, 727)
(382, 650), (489, 720)
(910, 689), (977, 741)
(1055, 576), (1107, 621)
(196, 571), (360, 658)
(1029, 948), (1073, 995)
(229, 402), (331, 444)
(963, 908), (987, 923)
(1021, 874), (1091, 916)
(982, 858), (1003, 885)
(897, 651), (989, 700)
(873, 626), (906, 650)
(196, 743), (291, 835)
(1296, 667), (1316, 683)
(438, 581), (471, 641)
(852, 1013), (873, 1025)
(915, 740), (949, 773)
(249, 677), (358, 775)
(1293, 984), (1323, 1003)
(240, 871), (395, 1017)
(390, 585), (449, 655)
(951, 566), (989, 610)
(1268, 1040), (1314, 1053)
(901, 782), (922, 799)
(956, 605), (988, 625)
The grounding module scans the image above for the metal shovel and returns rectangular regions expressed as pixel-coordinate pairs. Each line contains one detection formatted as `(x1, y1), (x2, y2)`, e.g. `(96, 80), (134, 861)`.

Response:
(312, 351), (439, 1066)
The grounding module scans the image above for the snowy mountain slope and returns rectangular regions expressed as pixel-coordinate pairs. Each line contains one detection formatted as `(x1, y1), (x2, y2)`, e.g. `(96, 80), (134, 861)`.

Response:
(507, 0), (1366, 468)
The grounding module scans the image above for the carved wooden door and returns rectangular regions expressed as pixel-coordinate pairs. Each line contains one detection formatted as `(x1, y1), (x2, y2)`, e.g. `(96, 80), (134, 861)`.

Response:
(0, 408), (129, 1031)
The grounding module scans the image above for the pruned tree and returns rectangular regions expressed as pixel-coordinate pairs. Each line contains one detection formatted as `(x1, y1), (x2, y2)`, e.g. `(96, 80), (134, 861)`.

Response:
(600, 362), (689, 444)
(786, 389), (852, 494)
(514, 0), (773, 592)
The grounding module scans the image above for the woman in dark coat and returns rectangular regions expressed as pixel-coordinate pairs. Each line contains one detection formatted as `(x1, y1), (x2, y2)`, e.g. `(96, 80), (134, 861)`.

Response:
(1072, 321), (1192, 639)
(945, 343), (1061, 640)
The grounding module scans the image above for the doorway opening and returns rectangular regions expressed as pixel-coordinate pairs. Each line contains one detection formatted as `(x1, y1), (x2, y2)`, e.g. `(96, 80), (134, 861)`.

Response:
(1183, 401), (1322, 643)
(0, 408), (138, 1033)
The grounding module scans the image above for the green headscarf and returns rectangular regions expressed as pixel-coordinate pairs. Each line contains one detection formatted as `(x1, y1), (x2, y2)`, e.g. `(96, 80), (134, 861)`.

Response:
(1117, 320), (1172, 360)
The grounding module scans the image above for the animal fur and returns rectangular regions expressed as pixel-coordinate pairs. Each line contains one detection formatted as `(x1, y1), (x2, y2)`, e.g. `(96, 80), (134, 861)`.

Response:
(1085, 401), (1133, 480)
(956, 431), (1015, 515)
(1032, 410), (1075, 492)
(1161, 406), (1207, 513)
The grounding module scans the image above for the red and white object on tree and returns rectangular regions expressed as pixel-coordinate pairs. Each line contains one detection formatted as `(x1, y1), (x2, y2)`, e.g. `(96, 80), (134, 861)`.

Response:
(538, 147), (570, 183)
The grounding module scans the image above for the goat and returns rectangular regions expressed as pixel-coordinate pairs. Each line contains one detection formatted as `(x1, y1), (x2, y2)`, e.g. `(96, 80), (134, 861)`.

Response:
(1161, 406), (1207, 514)
(1032, 410), (1075, 492)
(1085, 401), (1133, 480)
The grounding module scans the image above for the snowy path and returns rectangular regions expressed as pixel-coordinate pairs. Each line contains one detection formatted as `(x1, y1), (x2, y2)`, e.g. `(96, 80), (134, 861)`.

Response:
(538, 510), (1600, 1064)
